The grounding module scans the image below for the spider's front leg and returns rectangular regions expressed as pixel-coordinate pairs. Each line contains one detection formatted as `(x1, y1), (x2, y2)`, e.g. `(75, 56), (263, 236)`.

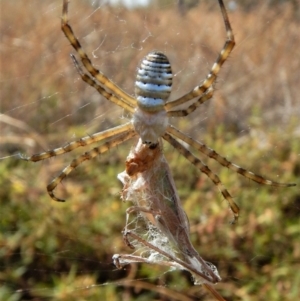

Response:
(168, 125), (296, 188)
(19, 123), (133, 162)
(20, 126), (136, 202)
(46, 130), (136, 202)
(163, 132), (240, 223)
(165, 126), (296, 222)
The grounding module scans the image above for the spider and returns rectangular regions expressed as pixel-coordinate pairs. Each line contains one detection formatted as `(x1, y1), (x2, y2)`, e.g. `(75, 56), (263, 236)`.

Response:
(22, 0), (295, 222)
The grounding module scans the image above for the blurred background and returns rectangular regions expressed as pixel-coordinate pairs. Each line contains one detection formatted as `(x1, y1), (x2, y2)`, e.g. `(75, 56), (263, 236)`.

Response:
(0, 0), (299, 300)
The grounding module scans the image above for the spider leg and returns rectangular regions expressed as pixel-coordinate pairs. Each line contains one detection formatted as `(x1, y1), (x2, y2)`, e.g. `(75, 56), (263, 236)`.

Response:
(165, 0), (235, 110)
(167, 87), (213, 117)
(163, 132), (239, 223)
(71, 54), (135, 113)
(167, 125), (296, 187)
(20, 122), (134, 162)
(47, 130), (137, 202)
(61, 0), (136, 109)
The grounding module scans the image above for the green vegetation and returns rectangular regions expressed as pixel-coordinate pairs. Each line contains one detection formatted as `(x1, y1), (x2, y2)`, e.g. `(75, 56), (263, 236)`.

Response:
(1, 1), (299, 300)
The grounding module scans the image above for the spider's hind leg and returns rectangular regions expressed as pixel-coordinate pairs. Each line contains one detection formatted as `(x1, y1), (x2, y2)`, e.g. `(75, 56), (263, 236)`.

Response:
(165, 0), (235, 111)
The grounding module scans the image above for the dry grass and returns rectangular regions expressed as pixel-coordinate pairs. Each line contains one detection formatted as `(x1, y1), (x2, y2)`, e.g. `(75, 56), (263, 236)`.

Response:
(0, 1), (299, 300)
